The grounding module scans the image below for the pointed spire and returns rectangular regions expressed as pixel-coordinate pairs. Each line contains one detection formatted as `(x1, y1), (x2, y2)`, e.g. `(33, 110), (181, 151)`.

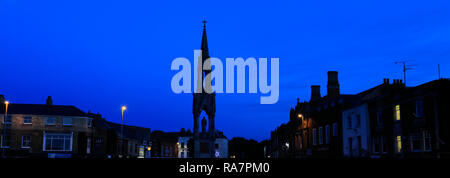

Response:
(201, 20), (209, 61)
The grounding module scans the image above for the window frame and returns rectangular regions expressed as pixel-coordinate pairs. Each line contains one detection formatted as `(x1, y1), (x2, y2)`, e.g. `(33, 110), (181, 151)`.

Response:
(21, 135), (31, 148)
(23, 116), (33, 125)
(3, 115), (12, 125)
(395, 105), (401, 121)
(1, 135), (10, 148)
(43, 132), (73, 152)
(332, 123), (338, 137)
(63, 117), (73, 126)
(415, 99), (424, 118)
(395, 135), (402, 153)
(312, 128), (317, 145)
(46, 117), (56, 126)
(318, 127), (323, 145)
(325, 125), (330, 144)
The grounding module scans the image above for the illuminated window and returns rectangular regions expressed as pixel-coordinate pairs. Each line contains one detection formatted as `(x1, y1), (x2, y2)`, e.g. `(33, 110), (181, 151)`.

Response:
(395, 105), (401, 121)
(395, 135), (402, 153)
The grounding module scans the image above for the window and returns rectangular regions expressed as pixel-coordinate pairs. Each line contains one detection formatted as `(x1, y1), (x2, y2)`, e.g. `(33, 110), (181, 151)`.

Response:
(410, 133), (422, 152)
(373, 136), (381, 153)
(332, 123), (338, 136)
(382, 137), (387, 153)
(325, 125), (330, 144)
(46, 117), (56, 125)
(22, 135), (31, 148)
(347, 116), (352, 129)
(3, 115), (12, 124)
(416, 100), (424, 118)
(87, 118), (93, 127)
(318, 127), (323, 145)
(356, 114), (361, 128)
(312, 128), (317, 145)
(43, 133), (72, 151)
(63, 118), (72, 126)
(23, 116), (32, 124)
(395, 135), (402, 153)
(86, 137), (91, 154)
(395, 105), (401, 121)
(376, 111), (383, 128)
(423, 131), (432, 152)
(1, 135), (10, 148)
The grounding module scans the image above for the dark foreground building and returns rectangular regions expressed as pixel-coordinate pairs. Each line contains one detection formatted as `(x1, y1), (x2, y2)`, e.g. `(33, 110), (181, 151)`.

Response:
(270, 71), (450, 159)
(0, 96), (151, 158)
(0, 96), (93, 158)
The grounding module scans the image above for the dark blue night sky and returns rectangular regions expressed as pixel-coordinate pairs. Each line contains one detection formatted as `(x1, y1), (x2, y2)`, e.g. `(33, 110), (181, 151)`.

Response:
(1, 0), (449, 141)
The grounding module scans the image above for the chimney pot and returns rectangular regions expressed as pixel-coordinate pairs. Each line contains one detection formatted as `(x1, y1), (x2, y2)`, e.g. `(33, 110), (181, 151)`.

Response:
(46, 96), (53, 105)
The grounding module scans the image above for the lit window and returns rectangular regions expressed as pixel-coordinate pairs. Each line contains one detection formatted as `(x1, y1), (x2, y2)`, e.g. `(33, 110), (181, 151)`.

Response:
(43, 133), (72, 151)
(395, 135), (402, 153)
(319, 127), (323, 145)
(22, 135), (31, 148)
(395, 105), (401, 121)
(63, 118), (72, 126)
(46, 117), (56, 125)
(23, 116), (32, 125)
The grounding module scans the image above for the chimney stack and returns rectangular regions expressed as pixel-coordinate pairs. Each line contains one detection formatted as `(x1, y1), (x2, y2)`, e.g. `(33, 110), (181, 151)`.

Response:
(311, 85), (321, 101)
(46, 96), (53, 105)
(327, 71), (340, 98)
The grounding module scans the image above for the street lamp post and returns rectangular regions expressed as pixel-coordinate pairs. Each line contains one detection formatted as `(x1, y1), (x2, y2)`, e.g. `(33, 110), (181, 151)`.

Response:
(121, 106), (126, 158)
(2, 101), (9, 158)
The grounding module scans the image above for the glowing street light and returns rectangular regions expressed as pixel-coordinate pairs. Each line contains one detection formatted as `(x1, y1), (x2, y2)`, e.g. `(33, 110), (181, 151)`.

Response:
(297, 113), (303, 119)
(2, 101), (10, 158)
(120, 105), (127, 158)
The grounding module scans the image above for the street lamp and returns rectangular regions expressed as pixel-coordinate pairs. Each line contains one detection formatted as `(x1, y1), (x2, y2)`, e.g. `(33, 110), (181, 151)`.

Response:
(2, 101), (9, 158)
(120, 106), (126, 158)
